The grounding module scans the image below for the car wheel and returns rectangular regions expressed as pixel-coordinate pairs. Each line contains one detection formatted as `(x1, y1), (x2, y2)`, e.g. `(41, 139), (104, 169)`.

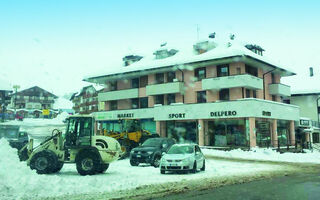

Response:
(191, 161), (197, 174)
(96, 163), (109, 173)
(76, 152), (99, 176)
(130, 159), (139, 166)
(200, 160), (205, 171)
(152, 155), (161, 168)
(52, 162), (64, 173)
(160, 170), (165, 174)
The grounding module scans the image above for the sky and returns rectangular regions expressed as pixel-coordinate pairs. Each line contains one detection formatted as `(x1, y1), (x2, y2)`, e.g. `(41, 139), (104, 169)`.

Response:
(0, 0), (320, 96)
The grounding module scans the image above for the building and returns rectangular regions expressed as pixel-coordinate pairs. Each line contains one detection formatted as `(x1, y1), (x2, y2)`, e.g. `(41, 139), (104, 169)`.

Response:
(10, 86), (58, 118)
(70, 85), (100, 114)
(0, 79), (13, 121)
(84, 36), (300, 148)
(289, 91), (320, 147)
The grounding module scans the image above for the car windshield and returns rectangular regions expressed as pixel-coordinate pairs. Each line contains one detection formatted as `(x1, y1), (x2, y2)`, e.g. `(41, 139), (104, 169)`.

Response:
(5, 131), (18, 138)
(142, 138), (162, 147)
(167, 145), (194, 154)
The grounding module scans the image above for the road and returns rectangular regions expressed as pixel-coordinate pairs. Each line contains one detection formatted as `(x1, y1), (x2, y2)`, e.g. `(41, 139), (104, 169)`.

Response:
(155, 173), (320, 200)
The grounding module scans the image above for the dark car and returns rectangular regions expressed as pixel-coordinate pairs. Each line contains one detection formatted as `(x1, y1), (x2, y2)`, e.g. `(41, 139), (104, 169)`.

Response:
(130, 137), (176, 167)
(0, 125), (29, 150)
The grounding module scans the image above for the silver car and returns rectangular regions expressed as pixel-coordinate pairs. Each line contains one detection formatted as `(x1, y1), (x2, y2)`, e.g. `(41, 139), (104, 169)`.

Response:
(160, 144), (205, 174)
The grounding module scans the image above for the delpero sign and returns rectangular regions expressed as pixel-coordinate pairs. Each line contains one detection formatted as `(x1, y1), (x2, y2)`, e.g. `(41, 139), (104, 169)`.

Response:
(210, 111), (237, 117)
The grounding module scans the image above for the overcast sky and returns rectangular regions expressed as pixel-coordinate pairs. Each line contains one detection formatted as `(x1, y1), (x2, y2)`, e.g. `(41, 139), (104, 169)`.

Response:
(0, 0), (319, 96)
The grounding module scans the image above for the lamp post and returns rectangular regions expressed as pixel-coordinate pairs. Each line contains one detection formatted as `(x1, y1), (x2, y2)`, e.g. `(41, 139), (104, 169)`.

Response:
(317, 96), (320, 128)
(13, 85), (20, 113)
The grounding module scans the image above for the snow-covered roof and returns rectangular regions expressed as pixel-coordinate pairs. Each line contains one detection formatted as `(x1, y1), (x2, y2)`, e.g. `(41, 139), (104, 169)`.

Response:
(84, 40), (296, 83)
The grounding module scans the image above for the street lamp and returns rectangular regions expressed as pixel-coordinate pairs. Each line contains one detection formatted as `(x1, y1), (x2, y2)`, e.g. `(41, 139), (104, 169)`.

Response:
(317, 96), (320, 128)
(13, 85), (20, 113)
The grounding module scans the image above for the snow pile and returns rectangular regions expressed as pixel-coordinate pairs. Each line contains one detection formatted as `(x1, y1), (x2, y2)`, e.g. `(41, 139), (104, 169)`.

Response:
(202, 147), (320, 164)
(0, 137), (284, 200)
(55, 111), (69, 122)
(53, 97), (73, 109)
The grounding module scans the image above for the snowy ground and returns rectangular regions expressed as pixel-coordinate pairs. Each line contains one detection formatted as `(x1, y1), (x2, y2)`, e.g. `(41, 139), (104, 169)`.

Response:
(0, 138), (288, 200)
(1, 117), (320, 200)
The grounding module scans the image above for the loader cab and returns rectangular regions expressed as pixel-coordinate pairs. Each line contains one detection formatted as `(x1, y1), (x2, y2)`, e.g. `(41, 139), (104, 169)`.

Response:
(65, 116), (94, 148)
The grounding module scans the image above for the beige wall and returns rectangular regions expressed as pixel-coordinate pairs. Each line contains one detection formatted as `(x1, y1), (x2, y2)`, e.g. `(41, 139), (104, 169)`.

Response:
(118, 80), (130, 90)
(118, 99), (131, 110)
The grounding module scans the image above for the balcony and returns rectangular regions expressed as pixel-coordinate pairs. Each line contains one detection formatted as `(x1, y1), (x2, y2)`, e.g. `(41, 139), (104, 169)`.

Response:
(269, 83), (291, 97)
(202, 74), (263, 91)
(146, 82), (184, 96)
(98, 88), (139, 101)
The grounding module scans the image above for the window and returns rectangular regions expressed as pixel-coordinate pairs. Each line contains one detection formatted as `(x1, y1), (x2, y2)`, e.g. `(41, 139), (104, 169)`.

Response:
(253, 90), (257, 98)
(155, 95), (164, 105)
(167, 71), (176, 82)
(271, 73), (276, 84)
(272, 95), (276, 101)
(139, 97), (148, 108)
(110, 81), (117, 91)
(197, 91), (207, 103)
(246, 89), (251, 98)
(110, 100), (117, 110)
(217, 65), (229, 77)
(167, 94), (175, 105)
(219, 89), (229, 101)
(140, 76), (148, 87)
(245, 65), (258, 77)
(131, 98), (139, 109)
(131, 78), (139, 88)
(195, 67), (206, 81)
(236, 67), (241, 75)
(156, 73), (164, 84)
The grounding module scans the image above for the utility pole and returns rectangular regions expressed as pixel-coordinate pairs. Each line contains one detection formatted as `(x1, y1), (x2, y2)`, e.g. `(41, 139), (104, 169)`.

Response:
(13, 85), (20, 113)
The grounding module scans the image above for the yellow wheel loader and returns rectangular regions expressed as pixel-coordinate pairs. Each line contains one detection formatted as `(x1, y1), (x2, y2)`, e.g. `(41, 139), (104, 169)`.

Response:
(20, 115), (122, 175)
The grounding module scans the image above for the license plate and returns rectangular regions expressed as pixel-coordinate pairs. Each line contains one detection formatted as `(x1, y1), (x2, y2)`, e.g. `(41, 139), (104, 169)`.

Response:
(136, 155), (141, 158)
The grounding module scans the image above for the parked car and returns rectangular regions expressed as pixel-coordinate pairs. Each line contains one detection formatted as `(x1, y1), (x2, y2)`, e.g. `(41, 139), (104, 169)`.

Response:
(130, 137), (176, 167)
(160, 144), (205, 174)
(0, 125), (29, 150)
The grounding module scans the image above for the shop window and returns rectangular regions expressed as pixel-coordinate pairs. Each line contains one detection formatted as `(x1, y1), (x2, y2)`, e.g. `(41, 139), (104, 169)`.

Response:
(219, 89), (229, 101)
(277, 120), (290, 146)
(131, 98), (139, 109)
(166, 121), (197, 143)
(110, 100), (117, 110)
(140, 76), (148, 87)
(313, 133), (320, 143)
(110, 81), (117, 91)
(208, 119), (247, 147)
(256, 120), (272, 147)
(245, 65), (258, 77)
(195, 67), (206, 81)
(155, 95), (164, 105)
(139, 97), (148, 108)
(167, 71), (176, 83)
(217, 65), (229, 77)
(167, 94), (175, 105)
(131, 78), (139, 88)
(156, 73), (164, 84)
(197, 91), (207, 103)
(246, 89), (251, 98)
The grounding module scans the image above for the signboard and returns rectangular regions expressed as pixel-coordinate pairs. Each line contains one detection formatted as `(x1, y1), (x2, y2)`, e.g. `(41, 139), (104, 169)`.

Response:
(42, 109), (50, 116)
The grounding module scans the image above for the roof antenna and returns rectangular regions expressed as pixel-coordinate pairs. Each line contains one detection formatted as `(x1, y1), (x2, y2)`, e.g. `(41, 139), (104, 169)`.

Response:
(160, 42), (167, 47)
(230, 34), (235, 40)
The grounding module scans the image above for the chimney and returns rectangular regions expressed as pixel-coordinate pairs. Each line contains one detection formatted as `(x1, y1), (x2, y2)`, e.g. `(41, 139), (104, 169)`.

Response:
(310, 67), (314, 77)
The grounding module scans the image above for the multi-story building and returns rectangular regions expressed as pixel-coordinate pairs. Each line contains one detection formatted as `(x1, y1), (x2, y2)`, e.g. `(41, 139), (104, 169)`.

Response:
(10, 86), (58, 118)
(288, 91), (320, 146)
(84, 37), (300, 148)
(70, 85), (100, 114)
(0, 80), (12, 121)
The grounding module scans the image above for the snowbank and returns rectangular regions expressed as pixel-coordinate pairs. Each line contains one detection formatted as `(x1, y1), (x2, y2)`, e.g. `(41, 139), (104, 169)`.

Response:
(0, 138), (284, 200)
(202, 147), (320, 164)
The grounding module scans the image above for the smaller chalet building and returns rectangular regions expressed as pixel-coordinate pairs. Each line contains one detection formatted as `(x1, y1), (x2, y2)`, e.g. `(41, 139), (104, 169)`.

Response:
(10, 86), (58, 118)
(70, 85), (100, 114)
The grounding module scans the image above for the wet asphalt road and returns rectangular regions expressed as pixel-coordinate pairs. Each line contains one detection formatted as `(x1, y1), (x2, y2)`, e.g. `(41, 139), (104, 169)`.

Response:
(155, 173), (320, 200)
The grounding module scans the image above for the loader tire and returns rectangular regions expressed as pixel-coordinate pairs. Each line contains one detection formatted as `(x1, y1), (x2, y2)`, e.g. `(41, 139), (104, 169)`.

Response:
(52, 162), (64, 173)
(96, 163), (109, 173)
(30, 150), (58, 174)
(18, 147), (29, 161)
(76, 151), (100, 176)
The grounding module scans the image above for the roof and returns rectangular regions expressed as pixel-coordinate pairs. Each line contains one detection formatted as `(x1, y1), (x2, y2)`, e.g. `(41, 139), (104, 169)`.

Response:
(84, 40), (296, 83)
(291, 90), (320, 96)
(14, 86), (58, 98)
